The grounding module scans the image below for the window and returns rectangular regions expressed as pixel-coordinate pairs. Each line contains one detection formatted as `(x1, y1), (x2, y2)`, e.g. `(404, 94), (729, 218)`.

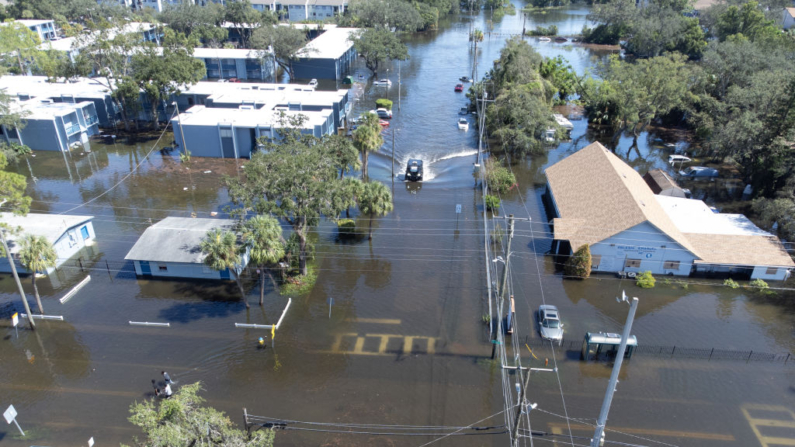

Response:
(220, 128), (233, 138)
(625, 258), (641, 268)
(188, 97), (195, 106)
(663, 261), (680, 270)
(158, 265), (168, 271)
(766, 267), (778, 275)
(591, 255), (601, 269)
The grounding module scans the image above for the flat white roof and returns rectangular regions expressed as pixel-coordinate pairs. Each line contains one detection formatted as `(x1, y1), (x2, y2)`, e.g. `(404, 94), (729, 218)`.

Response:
(0, 75), (111, 100)
(181, 81), (347, 108)
(298, 27), (359, 59)
(553, 113), (573, 129)
(0, 213), (93, 254)
(14, 19), (54, 27)
(192, 47), (265, 59)
(278, 23), (338, 31)
(655, 195), (772, 237)
(173, 105), (331, 128)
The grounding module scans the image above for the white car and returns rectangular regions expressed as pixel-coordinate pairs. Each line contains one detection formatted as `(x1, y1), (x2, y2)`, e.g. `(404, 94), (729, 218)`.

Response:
(373, 79), (392, 86)
(308, 79), (318, 88)
(370, 108), (392, 119)
(538, 305), (564, 343)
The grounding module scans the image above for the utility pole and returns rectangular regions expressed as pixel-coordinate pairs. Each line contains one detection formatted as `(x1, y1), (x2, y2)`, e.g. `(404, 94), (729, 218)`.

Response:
(522, 13), (527, 40)
(591, 292), (639, 447)
(391, 128), (396, 183)
(0, 227), (35, 330)
(511, 365), (533, 447)
(172, 101), (188, 158)
(500, 215), (515, 301)
(398, 60), (401, 111)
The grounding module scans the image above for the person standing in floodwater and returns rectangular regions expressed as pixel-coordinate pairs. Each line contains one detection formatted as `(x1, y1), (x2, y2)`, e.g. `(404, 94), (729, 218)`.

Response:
(162, 371), (172, 384)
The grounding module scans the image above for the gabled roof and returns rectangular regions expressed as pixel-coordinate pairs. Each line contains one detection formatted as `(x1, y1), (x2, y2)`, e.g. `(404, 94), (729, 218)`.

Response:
(124, 217), (237, 264)
(786, 7), (795, 18)
(643, 169), (684, 196)
(546, 142), (697, 254)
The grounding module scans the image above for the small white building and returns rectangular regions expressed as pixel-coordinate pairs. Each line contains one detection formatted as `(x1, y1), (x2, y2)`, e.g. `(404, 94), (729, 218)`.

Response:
(0, 213), (96, 274)
(278, 0), (348, 21)
(125, 217), (250, 279)
(546, 142), (794, 280)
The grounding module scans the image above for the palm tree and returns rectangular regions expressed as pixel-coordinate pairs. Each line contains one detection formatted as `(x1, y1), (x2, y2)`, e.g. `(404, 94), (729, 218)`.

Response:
(200, 228), (249, 309)
(471, 28), (484, 50)
(18, 234), (56, 315)
(352, 112), (383, 179)
(358, 181), (394, 240)
(242, 215), (285, 306)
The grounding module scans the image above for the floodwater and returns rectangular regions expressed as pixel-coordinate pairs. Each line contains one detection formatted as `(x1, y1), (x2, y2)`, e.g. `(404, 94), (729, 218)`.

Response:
(2, 5), (795, 447)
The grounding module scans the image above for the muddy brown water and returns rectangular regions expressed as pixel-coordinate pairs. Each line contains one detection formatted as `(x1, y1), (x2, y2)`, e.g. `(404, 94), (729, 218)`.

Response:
(1, 5), (794, 447)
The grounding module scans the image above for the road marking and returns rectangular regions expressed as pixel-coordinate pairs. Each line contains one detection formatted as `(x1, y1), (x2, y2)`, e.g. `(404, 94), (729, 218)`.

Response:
(742, 404), (795, 447)
(324, 333), (436, 356)
(345, 318), (401, 325)
(547, 422), (735, 441)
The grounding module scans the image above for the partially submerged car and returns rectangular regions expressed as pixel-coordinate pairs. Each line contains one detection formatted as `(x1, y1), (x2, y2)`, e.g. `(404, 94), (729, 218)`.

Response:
(538, 304), (564, 343)
(679, 166), (719, 178)
(405, 159), (423, 182)
(370, 108), (392, 119)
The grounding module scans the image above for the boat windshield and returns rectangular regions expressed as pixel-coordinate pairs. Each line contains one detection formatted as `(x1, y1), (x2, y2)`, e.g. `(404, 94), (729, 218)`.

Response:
(543, 319), (560, 328)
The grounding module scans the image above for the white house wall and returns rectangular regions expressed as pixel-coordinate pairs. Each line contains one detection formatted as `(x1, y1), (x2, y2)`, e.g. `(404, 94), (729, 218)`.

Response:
(0, 221), (95, 274)
(588, 222), (696, 276)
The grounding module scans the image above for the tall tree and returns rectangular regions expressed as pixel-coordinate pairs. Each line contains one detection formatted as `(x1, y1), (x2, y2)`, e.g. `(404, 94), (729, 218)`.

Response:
(225, 116), (358, 276)
(583, 53), (691, 147)
(132, 28), (206, 130)
(352, 27), (409, 76)
(327, 133), (361, 178)
(251, 25), (307, 80)
(159, 2), (228, 47)
(715, 1), (778, 42)
(352, 112), (383, 179)
(358, 181), (394, 240)
(200, 228), (249, 308)
(124, 382), (274, 447)
(224, 0), (263, 48)
(0, 20), (42, 75)
(18, 234), (56, 315)
(242, 215), (285, 306)
(348, 0), (424, 31)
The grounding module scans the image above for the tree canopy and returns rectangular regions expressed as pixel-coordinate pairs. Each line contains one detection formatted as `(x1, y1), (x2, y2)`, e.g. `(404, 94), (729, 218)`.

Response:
(124, 382), (274, 447)
(251, 25), (307, 80)
(352, 28), (409, 76)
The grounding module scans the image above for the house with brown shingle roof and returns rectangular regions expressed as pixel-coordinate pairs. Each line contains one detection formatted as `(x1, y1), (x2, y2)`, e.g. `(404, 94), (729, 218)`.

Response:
(783, 7), (795, 30)
(545, 142), (794, 280)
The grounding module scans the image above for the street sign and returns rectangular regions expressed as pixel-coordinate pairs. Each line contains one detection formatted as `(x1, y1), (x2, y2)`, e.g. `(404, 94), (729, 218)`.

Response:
(11, 312), (18, 327)
(88, 437), (95, 447)
(3, 404), (23, 437)
(3, 405), (16, 424)
(456, 204), (462, 214)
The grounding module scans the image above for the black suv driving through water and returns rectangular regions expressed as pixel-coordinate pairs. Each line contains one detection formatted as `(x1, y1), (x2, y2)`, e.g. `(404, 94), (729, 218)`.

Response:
(405, 159), (423, 181)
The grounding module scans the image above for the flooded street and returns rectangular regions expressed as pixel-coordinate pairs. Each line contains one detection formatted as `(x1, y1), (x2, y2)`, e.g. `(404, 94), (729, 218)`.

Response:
(1, 5), (795, 447)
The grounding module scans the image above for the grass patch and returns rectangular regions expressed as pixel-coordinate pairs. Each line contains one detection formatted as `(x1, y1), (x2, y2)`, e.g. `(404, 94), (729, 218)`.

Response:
(280, 265), (318, 296)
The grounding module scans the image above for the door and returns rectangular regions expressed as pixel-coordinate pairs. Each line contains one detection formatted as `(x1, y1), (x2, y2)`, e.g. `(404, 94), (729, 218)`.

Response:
(139, 261), (152, 276)
(80, 225), (89, 240)
(220, 127), (235, 158)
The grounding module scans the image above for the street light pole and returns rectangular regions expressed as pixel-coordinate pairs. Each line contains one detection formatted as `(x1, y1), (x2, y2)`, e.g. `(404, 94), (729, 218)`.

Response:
(591, 291), (639, 447)
(0, 227), (35, 330)
(172, 102), (189, 158)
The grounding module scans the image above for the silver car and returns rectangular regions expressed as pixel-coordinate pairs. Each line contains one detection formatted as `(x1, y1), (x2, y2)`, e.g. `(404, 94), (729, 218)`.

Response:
(538, 305), (564, 343)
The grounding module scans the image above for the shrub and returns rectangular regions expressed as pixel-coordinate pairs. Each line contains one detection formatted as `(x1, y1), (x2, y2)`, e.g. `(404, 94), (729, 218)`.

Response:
(485, 159), (516, 194)
(748, 278), (772, 294)
(564, 244), (591, 279)
(337, 219), (356, 238)
(375, 98), (393, 110)
(526, 25), (558, 36)
(484, 195), (501, 211)
(724, 278), (740, 289)
(635, 271), (655, 288)
(482, 313), (491, 325)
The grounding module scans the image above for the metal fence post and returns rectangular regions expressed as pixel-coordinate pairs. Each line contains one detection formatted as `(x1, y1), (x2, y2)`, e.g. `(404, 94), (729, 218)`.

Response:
(709, 348), (714, 361)
(785, 353), (790, 365)
(747, 351), (753, 363)
(78, 258), (84, 272)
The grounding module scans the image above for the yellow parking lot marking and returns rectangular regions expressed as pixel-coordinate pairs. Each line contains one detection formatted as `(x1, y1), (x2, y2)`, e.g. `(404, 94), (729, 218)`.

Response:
(742, 404), (795, 447)
(403, 335), (436, 355)
(345, 318), (402, 325)
(365, 333), (401, 354)
(548, 422), (735, 442)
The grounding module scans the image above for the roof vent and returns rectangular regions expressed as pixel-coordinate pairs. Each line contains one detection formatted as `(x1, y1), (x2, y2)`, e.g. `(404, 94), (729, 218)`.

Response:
(640, 200), (645, 207)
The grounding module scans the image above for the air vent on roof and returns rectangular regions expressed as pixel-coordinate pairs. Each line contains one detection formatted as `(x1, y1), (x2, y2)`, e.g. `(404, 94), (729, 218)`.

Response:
(640, 200), (645, 207)
(239, 105), (254, 110)
(40, 99), (53, 104)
